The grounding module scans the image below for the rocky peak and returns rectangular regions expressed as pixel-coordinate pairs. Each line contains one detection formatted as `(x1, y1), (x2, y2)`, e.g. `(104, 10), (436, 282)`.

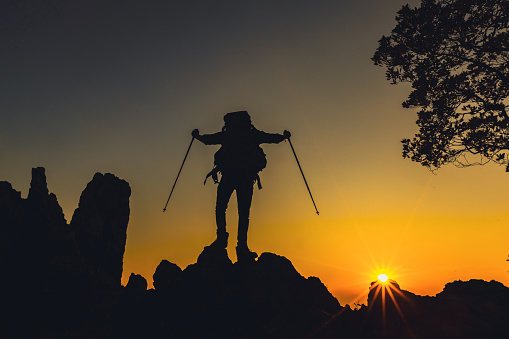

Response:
(71, 172), (131, 289)
(25, 167), (67, 233)
(27, 167), (49, 202)
(0, 168), (131, 294)
(153, 259), (183, 293)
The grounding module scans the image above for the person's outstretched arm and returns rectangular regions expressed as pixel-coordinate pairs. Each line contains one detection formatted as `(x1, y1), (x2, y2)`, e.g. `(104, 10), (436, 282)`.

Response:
(192, 129), (223, 145)
(255, 129), (291, 144)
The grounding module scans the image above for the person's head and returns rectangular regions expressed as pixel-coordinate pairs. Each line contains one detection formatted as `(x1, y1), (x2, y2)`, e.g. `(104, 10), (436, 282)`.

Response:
(223, 111), (252, 131)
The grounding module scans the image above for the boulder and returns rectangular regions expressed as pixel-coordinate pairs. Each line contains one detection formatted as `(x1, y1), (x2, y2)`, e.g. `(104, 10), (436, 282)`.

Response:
(153, 259), (182, 293)
(126, 273), (147, 292)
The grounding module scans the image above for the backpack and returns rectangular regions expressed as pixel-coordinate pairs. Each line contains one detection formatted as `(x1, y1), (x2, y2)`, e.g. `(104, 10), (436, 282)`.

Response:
(204, 111), (267, 189)
(205, 142), (266, 189)
(213, 143), (267, 173)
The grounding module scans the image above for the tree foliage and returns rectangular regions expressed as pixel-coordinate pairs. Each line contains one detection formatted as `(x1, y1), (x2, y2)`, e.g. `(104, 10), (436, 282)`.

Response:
(373, 0), (509, 171)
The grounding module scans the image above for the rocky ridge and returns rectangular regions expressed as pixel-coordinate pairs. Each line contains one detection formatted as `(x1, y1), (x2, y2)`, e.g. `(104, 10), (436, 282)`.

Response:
(1, 168), (509, 338)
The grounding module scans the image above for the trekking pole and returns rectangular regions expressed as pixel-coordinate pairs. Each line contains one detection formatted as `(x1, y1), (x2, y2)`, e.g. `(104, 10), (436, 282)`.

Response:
(287, 138), (319, 215)
(163, 137), (195, 212)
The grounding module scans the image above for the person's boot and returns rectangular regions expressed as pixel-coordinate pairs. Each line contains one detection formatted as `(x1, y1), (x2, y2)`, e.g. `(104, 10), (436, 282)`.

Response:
(236, 243), (258, 263)
(210, 230), (229, 249)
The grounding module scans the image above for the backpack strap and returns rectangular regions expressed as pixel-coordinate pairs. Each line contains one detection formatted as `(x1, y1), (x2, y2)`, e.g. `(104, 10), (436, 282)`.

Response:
(204, 167), (262, 190)
(255, 173), (262, 190)
(204, 167), (220, 185)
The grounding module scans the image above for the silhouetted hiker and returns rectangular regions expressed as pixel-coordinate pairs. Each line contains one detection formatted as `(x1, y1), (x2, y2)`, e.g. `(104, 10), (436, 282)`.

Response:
(192, 111), (290, 262)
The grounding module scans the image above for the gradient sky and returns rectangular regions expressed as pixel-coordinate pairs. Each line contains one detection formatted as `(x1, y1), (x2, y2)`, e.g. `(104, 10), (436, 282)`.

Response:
(2, 0), (509, 305)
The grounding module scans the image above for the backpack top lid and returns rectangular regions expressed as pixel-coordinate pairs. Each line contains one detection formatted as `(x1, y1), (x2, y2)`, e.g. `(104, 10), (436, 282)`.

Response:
(224, 111), (251, 130)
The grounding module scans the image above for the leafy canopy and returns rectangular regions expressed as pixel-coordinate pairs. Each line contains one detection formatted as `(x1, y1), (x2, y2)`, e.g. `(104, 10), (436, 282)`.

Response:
(373, 0), (509, 171)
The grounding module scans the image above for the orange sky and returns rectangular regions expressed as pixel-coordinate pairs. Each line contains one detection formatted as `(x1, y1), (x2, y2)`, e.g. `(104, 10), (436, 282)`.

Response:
(2, 0), (508, 305)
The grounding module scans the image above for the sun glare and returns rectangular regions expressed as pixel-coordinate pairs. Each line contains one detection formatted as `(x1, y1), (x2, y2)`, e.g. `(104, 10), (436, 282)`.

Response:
(378, 273), (389, 283)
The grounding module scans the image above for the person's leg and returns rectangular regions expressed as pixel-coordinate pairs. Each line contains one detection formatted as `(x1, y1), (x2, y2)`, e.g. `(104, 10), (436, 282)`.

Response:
(236, 177), (254, 245)
(213, 175), (234, 248)
(235, 175), (257, 261)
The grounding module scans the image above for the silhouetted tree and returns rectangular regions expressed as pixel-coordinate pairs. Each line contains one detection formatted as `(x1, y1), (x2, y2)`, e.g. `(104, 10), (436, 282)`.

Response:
(373, 0), (509, 171)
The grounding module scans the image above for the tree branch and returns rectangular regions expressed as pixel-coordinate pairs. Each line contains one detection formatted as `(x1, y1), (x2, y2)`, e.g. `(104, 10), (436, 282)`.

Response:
(437, 52), (509, 85)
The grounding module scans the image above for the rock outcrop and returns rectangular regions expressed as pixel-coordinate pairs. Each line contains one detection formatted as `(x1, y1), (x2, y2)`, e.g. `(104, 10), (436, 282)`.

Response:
(126, 273), (148, 292)
(0, 181), (24, 268)
(71, 172), (131, 289)
(0, 168), (82, 294)
(0, 168), (131, 338)
(153, 259), (183, 293)
(142, 246), (345, 339)
(351, 278), (509, 339)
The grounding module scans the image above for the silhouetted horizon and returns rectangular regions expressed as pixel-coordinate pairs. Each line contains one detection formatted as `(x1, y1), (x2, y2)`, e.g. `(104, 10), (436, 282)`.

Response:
(1, 167), (509, 338)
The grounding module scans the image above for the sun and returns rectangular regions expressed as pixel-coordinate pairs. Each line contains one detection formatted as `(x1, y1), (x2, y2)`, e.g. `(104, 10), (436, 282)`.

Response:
(378, 273), (389, 283)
